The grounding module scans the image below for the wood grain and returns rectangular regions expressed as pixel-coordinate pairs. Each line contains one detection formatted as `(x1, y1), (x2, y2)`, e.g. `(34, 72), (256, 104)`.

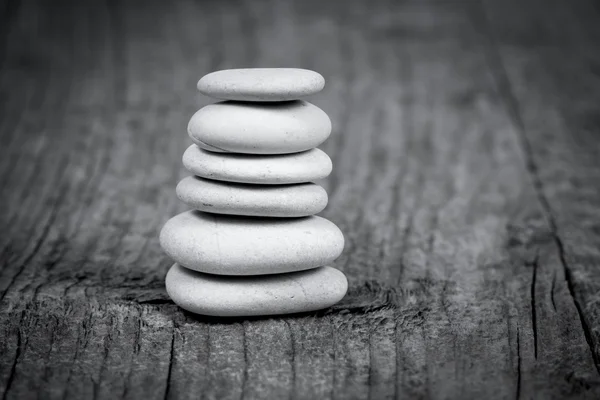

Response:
(2, 0), (600, 398)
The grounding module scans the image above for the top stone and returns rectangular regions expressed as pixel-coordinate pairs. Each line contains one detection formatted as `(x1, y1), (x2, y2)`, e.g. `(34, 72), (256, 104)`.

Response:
(197, 68), (325, 102)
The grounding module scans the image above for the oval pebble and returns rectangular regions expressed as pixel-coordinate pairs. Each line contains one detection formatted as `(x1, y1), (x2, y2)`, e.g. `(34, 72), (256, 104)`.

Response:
(188, 100), (331, 154)
(176, 176), (327, 217)
(166, 264), (348, 317)
(197, 68), (325, 102)
(182, 145), (332, 185)
(159, 211), (345, 275)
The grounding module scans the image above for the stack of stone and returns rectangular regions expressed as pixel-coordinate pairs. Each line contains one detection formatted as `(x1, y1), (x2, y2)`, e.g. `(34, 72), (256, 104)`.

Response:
(159, 68), (347, 317)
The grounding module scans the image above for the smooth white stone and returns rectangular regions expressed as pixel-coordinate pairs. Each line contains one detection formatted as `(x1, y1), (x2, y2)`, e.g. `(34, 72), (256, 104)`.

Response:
(176, 176), (328, 217)
(166, 264), (348, 317)
(182, 145), (332, 185)
(159, 211), (344, 275)
(188, 100), (331, 154)
(197, 68), (325, 102)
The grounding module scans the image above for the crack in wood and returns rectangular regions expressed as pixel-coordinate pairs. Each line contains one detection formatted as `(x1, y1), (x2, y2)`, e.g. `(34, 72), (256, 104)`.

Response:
(1, 312), (24, 400)
(163, 326), (176, 400)
(557, 237), (600, 375)
(121, 308), (143, 399)
(93, 314), (114, 400)
(204, 324), (210, 394)
(41, 314), (59, 389)
(285, 320), (296, 400)
(329, 315), (337, 400)
(550, 270), (557, 313)
(530, 254), (539, 359)
(62, 309), (94, 400)
(240, 322), (248, 400)
(367, 325), (373, 400)
(516, 325), (522, 400)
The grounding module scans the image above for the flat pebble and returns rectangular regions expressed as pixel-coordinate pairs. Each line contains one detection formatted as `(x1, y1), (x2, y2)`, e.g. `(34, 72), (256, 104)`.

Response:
(197, 68), (325, 102)
(166, 264), (348, 316)
(159, 211), (344, 275)
(176, 176), (327, 217)
(182, 145), (332, 184)
(188, 100), (331, 154)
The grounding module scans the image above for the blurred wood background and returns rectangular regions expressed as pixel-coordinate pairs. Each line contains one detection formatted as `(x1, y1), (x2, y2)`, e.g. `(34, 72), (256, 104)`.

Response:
(2, 0), (600, 398)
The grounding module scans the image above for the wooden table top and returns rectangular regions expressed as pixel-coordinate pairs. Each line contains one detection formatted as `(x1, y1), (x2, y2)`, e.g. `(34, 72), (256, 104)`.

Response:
(2, 0), (600, 398)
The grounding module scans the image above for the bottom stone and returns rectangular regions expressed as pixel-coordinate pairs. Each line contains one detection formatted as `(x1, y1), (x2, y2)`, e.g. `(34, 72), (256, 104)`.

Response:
(166, 263), (348, 317)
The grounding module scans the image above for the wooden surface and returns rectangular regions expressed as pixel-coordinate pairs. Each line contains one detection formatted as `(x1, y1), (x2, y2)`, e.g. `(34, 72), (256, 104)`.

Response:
(2, 0), (600, 398)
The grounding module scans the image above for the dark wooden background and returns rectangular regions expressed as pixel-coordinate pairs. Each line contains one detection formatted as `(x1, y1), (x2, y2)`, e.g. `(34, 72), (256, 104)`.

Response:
(2, 0), (600, 398)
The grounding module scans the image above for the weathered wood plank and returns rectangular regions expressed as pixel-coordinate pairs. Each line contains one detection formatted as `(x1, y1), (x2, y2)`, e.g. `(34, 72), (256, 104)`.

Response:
(480, 0), (600, 381)
(2, 0), (600, 398)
